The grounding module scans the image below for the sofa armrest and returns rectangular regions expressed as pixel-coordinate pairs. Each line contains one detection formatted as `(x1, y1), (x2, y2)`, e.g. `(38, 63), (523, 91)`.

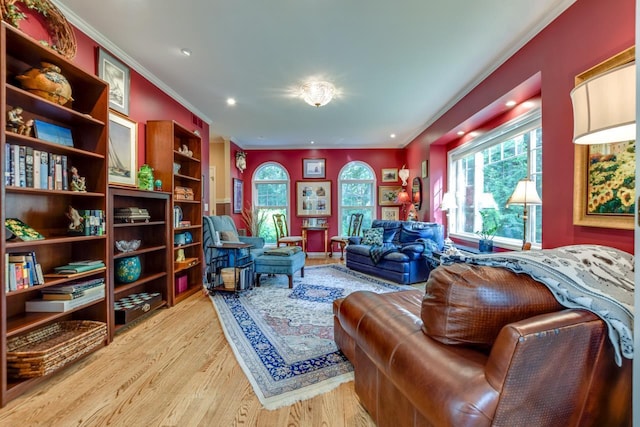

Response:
(239, 236), (265, 248)
(398, 242), (425, 260)
(348, 236), (362, 245)
(485, 309), (618, 426)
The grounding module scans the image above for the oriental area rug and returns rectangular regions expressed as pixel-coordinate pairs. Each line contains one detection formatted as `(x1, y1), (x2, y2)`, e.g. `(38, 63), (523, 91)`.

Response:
(208, 264), (413, 410)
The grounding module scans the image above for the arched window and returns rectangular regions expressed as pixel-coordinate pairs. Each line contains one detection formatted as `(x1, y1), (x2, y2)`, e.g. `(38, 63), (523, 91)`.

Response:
(252, 162), (290, 244)
(338, 161), (376, 234)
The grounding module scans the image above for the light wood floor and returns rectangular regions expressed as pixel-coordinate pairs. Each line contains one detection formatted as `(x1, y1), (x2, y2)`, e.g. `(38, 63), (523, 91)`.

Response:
(0, 256), (376, 427)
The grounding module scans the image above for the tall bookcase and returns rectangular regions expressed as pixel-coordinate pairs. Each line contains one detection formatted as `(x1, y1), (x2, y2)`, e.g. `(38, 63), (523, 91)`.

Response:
(146, 121), (203, 303)
(108, 187), (171, 339)
(0, 23), (109, 406)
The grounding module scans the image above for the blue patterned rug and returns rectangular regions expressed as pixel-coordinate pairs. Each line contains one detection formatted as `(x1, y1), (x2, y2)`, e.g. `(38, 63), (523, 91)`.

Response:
(208, 264), (412, 409)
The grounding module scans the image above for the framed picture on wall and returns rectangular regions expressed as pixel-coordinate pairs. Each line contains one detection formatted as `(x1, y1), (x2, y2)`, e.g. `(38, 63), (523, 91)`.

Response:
(381, 207), (400, 221)
(378, 185), (402, 206)
(303, 158), (326, 179)
(233, 178), (243, 214)
(297, 181), (331, 216)
(381, 168), (398, 182)
(108, 111), (137, 186)
(421, 160), (428, 179)
(98, 48), (131, 116)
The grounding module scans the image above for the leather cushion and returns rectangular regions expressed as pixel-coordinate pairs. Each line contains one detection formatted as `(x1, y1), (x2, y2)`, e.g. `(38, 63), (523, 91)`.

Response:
(399, 224), (436, 243)
(421, 263), (563, 348)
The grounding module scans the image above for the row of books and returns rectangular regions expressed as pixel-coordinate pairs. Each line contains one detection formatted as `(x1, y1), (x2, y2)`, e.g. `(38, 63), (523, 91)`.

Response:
(26, 278), (106, 312)
(5, 144), (70, 190)
(6, 252), (44, 291)
(73, 210), (106, 236)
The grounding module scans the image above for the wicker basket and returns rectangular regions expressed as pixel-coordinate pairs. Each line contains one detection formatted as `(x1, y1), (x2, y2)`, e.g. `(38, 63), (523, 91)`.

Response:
(7, 320), (107, 379)
(221, 267), (239, 289)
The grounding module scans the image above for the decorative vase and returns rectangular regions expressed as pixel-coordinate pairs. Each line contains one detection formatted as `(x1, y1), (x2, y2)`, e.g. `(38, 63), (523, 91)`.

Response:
(114, 255), (142, 284)
(16, 62), (73, 106)
(478, 239), (494, 253)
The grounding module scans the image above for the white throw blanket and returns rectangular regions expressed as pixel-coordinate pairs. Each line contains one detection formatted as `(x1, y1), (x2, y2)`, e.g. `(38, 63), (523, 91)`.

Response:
(441, 245), (634, 366)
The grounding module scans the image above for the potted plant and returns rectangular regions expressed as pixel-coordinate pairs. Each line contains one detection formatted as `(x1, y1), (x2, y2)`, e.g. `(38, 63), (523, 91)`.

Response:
(476, 208), (501, 253)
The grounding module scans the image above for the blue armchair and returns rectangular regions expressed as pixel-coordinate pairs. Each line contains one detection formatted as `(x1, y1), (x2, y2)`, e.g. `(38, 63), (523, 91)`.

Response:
(345, 220), (444, 284)
(203, 215), (265, 281)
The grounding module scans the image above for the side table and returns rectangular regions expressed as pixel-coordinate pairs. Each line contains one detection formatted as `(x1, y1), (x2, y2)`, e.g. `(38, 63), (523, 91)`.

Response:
(301, 225), (329, 257)
(207, 242), (254, 294)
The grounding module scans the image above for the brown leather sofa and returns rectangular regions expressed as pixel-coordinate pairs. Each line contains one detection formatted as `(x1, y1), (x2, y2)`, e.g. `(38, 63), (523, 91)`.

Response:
(333, 263), (631, 426)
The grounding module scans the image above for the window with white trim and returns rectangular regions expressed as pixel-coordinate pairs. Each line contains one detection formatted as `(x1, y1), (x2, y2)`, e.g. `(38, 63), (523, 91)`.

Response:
(338, 161), (376, 233)
(253, 162), (290, 244)
(448, 109), (542, 248)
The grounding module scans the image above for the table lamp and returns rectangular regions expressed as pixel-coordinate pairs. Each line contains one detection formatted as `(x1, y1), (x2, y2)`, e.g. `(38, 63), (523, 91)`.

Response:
(506, 178), (541, 250)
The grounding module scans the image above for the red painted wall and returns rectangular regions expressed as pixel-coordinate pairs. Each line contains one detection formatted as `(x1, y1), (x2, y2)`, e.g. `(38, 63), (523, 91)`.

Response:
(233, 148), (405, 251)
(405, 0), (635, 253)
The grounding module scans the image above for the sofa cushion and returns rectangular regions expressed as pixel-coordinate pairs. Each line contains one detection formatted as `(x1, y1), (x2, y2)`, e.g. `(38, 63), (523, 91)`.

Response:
(421, 263), (563, 348)
(361, 228), (384, 246)
(399, 223), (437, 244)
(220, 230), (241, 242)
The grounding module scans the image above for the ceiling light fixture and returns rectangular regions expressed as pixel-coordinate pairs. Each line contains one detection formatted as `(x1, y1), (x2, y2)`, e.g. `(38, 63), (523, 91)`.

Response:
(505, 100), (517, 107)
(300, 80), (336, 107)
(390, 133), (396, 138)
(180, 48), (192, 56)
(457, 131), (465, 136)
(226, 98), (236, 106)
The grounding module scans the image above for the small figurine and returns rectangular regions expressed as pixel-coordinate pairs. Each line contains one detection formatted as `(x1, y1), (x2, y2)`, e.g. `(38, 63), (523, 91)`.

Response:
(7, 107), (24, 133)
(137, 164), (154, 191)
(176, 248), (186, 262)
(65, 205), (84, 233)
(178, 144), (193, 157)
(70, 166), (87, 192)
(154, 179), (162, 191)
(18, 119), (34, 137)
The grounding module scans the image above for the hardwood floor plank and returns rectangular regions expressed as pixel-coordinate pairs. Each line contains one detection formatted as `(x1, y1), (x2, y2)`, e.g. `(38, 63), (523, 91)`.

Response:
(0, 258), (376, 426)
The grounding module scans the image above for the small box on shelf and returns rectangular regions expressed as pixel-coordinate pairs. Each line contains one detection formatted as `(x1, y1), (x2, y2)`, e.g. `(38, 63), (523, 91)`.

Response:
(114, 292), (162, 324)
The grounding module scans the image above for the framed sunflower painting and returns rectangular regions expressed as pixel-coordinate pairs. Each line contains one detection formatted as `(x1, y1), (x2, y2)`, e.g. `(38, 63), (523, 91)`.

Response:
(573, 140), (635, 230)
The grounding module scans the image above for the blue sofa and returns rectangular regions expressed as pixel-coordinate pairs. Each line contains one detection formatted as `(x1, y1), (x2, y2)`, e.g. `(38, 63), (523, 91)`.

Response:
(345, 220), (444, 284)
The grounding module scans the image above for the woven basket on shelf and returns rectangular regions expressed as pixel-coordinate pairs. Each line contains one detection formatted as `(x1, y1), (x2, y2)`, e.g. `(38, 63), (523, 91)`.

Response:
(221, 267), (239, 289)
(7, 320), (107, 379)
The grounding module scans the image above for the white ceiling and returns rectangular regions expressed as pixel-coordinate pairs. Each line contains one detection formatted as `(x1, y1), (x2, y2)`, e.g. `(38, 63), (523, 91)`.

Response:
(55, 0), (574, 150)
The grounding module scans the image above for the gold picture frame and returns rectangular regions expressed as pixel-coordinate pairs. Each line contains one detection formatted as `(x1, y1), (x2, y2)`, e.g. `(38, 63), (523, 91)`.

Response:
(378, 185), (402, 206)
(572, 46), (635, 230)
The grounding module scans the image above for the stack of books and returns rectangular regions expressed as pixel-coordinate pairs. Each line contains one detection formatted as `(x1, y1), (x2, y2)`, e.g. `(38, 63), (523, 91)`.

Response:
(26, 278), (105, 312)
(5, 251), (44, 291)
(50, 260), (106, 276)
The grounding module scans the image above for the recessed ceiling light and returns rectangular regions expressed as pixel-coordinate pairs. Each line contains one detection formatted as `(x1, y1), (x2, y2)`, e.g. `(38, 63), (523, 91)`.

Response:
(390, 133), (396, 138)
(469, 131), (479, 137)
(180, 48), (192, 56)
(457, 131), (465, 136)
(523, 101), (535, 108)
(226, 98), (236, 106)
(505, 100), (517, 107)
(310, 140), (315, 144)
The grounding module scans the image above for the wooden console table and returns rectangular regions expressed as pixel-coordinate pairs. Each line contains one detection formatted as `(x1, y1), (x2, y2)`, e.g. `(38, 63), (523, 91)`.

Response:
(301, 225), (329, 257)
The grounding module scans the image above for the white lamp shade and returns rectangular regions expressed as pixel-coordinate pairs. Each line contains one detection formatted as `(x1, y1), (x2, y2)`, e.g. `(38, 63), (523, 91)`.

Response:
(477, 192), (498, 210)
(441, 192), (457, 211)
(570, 61), (636, 145)
(506, 179), (541, 206)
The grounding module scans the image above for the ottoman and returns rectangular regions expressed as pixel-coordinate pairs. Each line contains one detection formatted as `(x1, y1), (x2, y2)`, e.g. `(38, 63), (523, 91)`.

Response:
(254, 247), (306, 288)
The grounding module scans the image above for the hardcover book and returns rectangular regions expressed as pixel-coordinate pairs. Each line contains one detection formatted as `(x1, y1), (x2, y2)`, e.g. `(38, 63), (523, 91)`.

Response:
(5, 218), (45, 241)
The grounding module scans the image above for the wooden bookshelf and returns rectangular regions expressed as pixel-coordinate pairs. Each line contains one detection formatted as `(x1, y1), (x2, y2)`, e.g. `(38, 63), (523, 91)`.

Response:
(0, 23), (109, 406)
(146, 121), (203, 303)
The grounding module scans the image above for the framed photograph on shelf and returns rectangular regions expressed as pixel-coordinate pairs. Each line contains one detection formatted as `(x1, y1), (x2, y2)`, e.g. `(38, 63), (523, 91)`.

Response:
(297, 181), (331, 216)
(233, 178), (243, 214)
(33, 120), (73, 147)
(573, 141), (634, 230)
(302, 158), (326, 179)
(378, 185), (402, 206)
(381, 207), (400, 221)
(381, 168), (398, 182)
(98, 48), (131, 116)
(108, 111), (137, 186)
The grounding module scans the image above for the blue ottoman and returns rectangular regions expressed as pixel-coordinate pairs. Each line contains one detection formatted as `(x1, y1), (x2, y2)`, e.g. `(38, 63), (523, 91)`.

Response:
(254, 247), (306, 288)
